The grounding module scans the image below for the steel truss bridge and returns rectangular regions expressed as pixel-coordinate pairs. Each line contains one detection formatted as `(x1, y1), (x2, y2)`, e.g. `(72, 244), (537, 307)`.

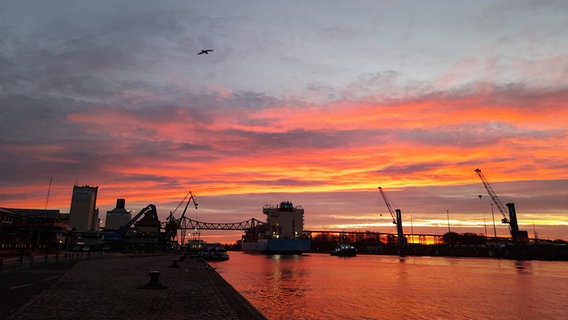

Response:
(164, 217), (266, 244)
(174, 217), (265, 230)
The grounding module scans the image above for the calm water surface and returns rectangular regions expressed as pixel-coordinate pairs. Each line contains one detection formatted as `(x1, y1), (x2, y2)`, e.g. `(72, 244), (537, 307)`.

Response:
(211, 252), (568, 319)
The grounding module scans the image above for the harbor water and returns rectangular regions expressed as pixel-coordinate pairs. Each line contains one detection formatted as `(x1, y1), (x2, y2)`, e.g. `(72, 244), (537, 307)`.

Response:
(211, 252), (568, 319)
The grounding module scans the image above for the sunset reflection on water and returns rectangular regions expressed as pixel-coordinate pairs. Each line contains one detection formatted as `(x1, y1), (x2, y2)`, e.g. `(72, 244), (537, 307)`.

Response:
(212, 252), (568, 319)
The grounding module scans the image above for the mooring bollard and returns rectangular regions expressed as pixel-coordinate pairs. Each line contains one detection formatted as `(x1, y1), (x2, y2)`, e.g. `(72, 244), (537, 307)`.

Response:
(139, 271), (168, 289)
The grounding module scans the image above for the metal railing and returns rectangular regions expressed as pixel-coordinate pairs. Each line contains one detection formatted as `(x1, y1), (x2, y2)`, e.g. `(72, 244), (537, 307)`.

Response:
(0, 251), (104, 271)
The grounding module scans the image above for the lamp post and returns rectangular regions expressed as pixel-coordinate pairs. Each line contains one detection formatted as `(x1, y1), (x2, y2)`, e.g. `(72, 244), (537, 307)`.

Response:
(446, 209), (451, 233)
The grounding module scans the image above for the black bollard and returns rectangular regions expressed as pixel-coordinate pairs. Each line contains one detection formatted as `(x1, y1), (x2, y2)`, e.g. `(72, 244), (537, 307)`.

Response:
(139, 271), (168, 289)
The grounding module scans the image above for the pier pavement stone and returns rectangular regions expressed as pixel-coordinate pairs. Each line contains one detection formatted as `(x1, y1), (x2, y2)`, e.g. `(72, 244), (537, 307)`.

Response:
(5, 253), (265, 320)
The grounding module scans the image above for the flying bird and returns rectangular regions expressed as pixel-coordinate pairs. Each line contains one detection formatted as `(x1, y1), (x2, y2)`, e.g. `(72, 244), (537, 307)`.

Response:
(198, 49), (214, 55)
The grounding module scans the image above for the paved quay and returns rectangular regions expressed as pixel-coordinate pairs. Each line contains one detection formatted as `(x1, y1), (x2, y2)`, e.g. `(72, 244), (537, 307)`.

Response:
(5, 253), (266, 320)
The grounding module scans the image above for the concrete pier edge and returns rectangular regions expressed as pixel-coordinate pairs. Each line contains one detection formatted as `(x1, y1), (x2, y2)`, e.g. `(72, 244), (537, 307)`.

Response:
(204, 262), (266, 319)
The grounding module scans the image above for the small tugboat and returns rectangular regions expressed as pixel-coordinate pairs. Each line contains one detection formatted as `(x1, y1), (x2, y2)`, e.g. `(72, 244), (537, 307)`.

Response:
(330, 241), (357, 257)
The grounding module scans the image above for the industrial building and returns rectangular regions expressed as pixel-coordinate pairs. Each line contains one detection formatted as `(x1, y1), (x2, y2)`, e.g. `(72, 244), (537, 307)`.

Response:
(0, 208), (69, 254)
(105, 198), (131, 230)
(0, 184), (101, 255)
(68, 185), (99, 232)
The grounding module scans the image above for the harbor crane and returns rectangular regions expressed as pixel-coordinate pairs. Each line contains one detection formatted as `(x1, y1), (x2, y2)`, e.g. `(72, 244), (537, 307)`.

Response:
(165, 191), (198, 245)
(378, 187), (407, 247)
(120, 204), (159, 235)
(474, 168), (528, 242)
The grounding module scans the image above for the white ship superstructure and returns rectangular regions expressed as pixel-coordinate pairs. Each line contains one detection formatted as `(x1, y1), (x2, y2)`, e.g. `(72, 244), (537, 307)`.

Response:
(242, 201), (311, 254)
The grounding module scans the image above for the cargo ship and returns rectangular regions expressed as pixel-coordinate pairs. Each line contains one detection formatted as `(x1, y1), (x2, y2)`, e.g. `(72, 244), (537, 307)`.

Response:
(241, 201), (311, 254)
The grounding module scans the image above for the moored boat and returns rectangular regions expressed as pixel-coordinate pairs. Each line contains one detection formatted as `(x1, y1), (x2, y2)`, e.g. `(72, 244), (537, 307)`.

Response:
(330, 242), (357, 257)
(198, 242), (230, 261)
(242, 201), (311, 254)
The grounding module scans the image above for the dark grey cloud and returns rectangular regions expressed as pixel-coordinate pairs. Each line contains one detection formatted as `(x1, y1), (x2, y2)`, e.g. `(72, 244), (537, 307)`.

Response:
(404, 123), (551, 147)
(1, 95), (82, 141)
(251, 178), (326, 188)
(0, 1), (217, 99)
(377, 163), (446, 176)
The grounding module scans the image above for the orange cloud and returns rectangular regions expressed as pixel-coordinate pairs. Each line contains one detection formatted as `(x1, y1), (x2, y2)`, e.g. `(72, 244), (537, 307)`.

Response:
(6, 85), (566, 241)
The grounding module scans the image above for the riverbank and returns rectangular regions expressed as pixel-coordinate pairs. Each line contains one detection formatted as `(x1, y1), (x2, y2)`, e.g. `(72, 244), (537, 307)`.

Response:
(4, 253), (265, 320)
(309, 241), (568, 261)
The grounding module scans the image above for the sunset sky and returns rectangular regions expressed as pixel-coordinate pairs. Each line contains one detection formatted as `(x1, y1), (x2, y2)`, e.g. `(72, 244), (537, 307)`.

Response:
(2, 0), (567, 243)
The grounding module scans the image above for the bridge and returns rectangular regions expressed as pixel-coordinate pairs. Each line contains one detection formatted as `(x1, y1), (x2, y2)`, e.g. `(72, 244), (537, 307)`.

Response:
(167, 217), (265, 244)
(175, 217), (265, 230)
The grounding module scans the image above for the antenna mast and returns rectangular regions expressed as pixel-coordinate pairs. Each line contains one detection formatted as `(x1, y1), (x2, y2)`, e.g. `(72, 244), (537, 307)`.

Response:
(45, 177), (53, 209)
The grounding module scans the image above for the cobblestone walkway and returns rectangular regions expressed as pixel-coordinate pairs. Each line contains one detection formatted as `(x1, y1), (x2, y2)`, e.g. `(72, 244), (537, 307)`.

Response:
(6, 254), (265, 320)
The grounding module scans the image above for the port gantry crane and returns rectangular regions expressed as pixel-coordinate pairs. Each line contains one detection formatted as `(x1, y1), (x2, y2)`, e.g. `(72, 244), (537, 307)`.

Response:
(474, 168), (528, 243)
(119, 203), (160, 238)
(378, 187), (407, 247)
(165, 191), (199, 245)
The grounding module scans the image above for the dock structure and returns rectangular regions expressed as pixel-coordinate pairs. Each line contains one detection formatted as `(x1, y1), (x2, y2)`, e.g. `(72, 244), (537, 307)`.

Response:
(5, 254), (265, 320)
